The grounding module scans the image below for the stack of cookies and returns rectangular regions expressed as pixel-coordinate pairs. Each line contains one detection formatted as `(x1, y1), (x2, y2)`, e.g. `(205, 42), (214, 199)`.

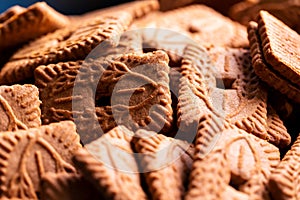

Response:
(0, 0), (299, 199)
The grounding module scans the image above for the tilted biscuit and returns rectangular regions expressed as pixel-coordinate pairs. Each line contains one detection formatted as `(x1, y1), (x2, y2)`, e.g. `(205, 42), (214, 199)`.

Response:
(186, 114), (280, 199)
(268, 134), (300, 200)
(258, 11), (300, 88)
(72, 126), (147, 200)
(0, 12), (133, 84)
(0, 121), (81, 199)
(133, 129), (194, 200)
(40, 172), (102, 200)
(248, 14), (300, 104)
(0, 84), (41, 131)
(177, 44), (269, 140)
(0, 2), (69, 51)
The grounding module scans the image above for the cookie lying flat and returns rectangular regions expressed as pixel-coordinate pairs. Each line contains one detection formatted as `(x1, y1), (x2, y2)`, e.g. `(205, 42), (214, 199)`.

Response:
(35, 51), (173, 142)
(73, 126), (147, 200)
(0, 12), (133, 84)
(178, 45), (269, 141)
(229, 0), (300, 33)
(40, 172), (102, 200)
(268, 134), (300, 200)
(0, 2), (69, 51)
(248, 19), (300, 103)
(133, 129), (194, 200)
(72, 0), (159, 24)
(0, 84), (41, 132)
(0, 121), (81, 199)
(134, 5), (248, 49)
(186, 115), (280, 199)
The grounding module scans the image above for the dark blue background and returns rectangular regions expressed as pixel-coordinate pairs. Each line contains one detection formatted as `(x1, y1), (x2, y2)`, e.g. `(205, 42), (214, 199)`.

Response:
(0, 0), (132, 15)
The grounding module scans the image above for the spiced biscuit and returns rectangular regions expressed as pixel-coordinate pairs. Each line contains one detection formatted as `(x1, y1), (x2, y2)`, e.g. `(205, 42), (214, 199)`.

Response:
(0, 84), (41, 132)
(266, 105), (291, 148)
(248, 21), (300, 103)
(258, 11), (300, 87)
(0, 121), (81, 199)
(0, 2), (69, 51)
(268, 134), (300, 200)
(178, 45), (269, 140)
(72, 0), (159, 24)
(133, 5), (248, 48)
(133, 129), (194, 200)
(186, 115), (280, 199)
(229, 0), (300, 33)
(40, 172), (102, 200)
(73, 126), (147, 200)
(0, 12), (133, 84)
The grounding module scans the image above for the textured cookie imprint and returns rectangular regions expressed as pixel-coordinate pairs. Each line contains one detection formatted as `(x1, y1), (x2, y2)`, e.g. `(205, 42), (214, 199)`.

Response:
(0, 2), (69, 51)
(268, 134), (300, 200)
(0, 84), (41, 132)
(186, 116), (280, 199)
(248, 21), (300, 103)
(0, 121), (81, 199)
(266, 105), (291, 148)
(258, 11), (300, 87)
(0, 12), (133, 84)
(229, 0), (300, 33)
(35, 51), (173, 138)
(133, 129), (194, 200)
(73, 126), (147, 200)
(178, 45), (269, 139)
(41, 172), (102, 200)
(133, 5), (248, 48)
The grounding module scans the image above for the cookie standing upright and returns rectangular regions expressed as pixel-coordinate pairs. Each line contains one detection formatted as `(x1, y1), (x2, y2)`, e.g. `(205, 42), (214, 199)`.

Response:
(0, 121), (81, 199)
(0, 12), (133, 84)
(0, 2), (69, 51)
(72, 126), (147, 200)
(248, 11), (300, 103)
(0, 84), (41, 131)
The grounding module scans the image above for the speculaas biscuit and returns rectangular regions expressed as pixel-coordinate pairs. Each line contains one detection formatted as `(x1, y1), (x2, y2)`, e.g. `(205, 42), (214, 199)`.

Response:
(133, 129), (194, 200)
(72, 126), (147, 200)
(248, 20), (300, 103)
(268, 134), (300, 200)
(178, 44), (269, 140)
(134, 5), (248, 49)
(0, 12), (133, 84)
(0, 121), (81, 199)
(72, 0), (159, 24)
(36, 51), (173, 140)
(0, 84), (41, 132)
(40, 172), (102, 200)
(266, 105), (291, 148)
(0, 2), (69, 51)
(186, 114), (280, 199)
(229, 0), (300, 33)
(257, 10), (300, 86)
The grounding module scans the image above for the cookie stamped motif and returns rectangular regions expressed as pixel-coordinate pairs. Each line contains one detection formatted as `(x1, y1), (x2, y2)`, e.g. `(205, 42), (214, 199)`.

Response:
(0, 85), (41, 132)
(0, 121), (81, 199)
